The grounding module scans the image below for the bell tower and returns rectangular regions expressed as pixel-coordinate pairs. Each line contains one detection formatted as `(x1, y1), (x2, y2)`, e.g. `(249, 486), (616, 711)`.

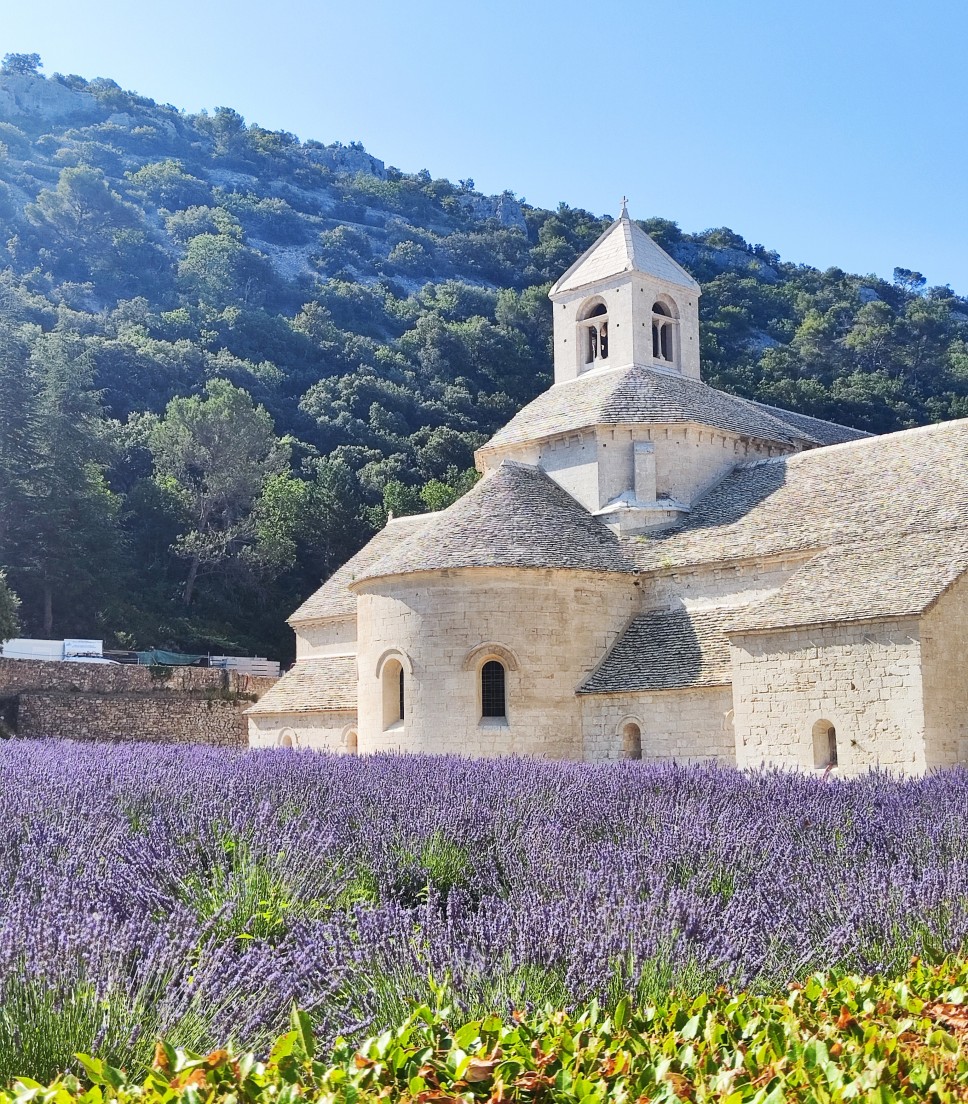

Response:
(548, 202), (702, 384)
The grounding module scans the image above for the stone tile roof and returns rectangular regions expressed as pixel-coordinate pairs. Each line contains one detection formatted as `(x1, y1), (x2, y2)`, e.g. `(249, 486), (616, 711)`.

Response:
(355, 461), (635, 584)
(748, 401), (873, 447)
(289, 514), (431, 623)
(630, 418), (968, 571)
(245, 654), (357, 715)
(480, 365), (864, 453)
(550, 213), (701, 295)
(579, 607), (733, 694)
(730, 526), (968, 632)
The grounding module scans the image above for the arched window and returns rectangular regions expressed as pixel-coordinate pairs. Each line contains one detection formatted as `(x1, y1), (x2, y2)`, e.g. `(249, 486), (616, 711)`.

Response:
(481, 660), (506, 719)
(383, 658), (405, 729)
(279, 728), (295, 749)
(622, 722), (642, 760)
(812, 719), (838, 769)
(345, 730), (358, 755)
(651, 301), (677, 365)
(578, 298), (609, 369)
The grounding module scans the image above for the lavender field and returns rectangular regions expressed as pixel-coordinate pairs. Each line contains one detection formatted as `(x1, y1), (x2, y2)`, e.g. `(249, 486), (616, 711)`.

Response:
(1, 739), (967, 1080)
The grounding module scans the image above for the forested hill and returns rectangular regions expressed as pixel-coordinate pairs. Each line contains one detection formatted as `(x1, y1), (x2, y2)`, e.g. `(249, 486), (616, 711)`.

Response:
(0, 55), (966, 660)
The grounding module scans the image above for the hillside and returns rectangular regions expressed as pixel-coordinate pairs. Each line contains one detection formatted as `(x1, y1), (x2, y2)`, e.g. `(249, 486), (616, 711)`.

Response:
(0, 56), (966, 659)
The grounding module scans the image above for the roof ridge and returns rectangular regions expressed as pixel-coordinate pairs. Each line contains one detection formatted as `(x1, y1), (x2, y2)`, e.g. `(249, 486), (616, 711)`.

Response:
(761, 414), (968, 470)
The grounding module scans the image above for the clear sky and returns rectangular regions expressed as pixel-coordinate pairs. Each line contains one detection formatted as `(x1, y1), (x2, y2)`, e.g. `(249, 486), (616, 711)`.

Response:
(4, 0), (968, 293)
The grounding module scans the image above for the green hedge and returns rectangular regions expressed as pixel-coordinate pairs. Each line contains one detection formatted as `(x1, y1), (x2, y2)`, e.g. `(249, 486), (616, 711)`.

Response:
(8, 959), (968, 1103)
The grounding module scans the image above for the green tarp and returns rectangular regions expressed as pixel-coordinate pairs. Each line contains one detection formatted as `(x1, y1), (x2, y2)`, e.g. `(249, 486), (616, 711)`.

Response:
(135, 649), (207, 666)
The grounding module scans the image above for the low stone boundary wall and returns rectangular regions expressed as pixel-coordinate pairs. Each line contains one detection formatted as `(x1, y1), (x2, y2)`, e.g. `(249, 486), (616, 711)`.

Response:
(0, 657), (276, 696)
(0, 658), (277, 747)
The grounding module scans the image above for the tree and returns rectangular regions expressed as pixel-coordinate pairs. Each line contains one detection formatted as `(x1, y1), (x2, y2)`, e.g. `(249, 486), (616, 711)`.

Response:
(1, 53), (41, 76)
(1, 332), (122, 635)
(0, 572), (19, 643)
(177, 233), (273, 308)
(149, 379), (289, 605)
(893, 267), (926, 295)
(0, 323), (37, 557)
(126, 160), (210, 209)
(26, 166), (137, 244)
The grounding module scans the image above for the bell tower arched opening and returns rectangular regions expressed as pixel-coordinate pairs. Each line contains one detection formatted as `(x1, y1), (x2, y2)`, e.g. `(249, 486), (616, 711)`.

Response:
(651, 299), (679, 367)
(577, 297), (609, 372)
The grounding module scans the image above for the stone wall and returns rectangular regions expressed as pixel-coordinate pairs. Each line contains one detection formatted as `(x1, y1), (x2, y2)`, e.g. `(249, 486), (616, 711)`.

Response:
(920, 572), (968, 768)
(294, 616), (357, 659)
(580, 685), (735, 762)
(0, 658), (276, 697)
(247, 709), (357, 751)
(729, 619), (925, 774)
(0, 658), (276, 746)
(653, 556), (812, 610)
(354, 567), (637, 759)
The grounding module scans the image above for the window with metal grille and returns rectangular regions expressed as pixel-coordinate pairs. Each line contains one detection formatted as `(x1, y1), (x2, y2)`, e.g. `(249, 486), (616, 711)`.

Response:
(481, 660), (506, 718)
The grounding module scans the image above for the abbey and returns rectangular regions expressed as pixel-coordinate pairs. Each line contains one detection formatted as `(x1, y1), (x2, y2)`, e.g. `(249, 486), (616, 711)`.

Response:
(248, 209), (968, 775)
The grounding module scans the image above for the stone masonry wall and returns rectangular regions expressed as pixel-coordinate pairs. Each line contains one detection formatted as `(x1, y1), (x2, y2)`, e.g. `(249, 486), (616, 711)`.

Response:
(0, 658), (276, 747)
(294, 617), (357, 659)
(248, 710), (357, 752)
(729, 619), (925, 775)
(0, 658), (276, 697)
(647, 555), (812, 612)
(580, 686), (735, 762)
(920, 571), (968, 768)
(355, 567), (637, 759)
(18, 693), (249, 747)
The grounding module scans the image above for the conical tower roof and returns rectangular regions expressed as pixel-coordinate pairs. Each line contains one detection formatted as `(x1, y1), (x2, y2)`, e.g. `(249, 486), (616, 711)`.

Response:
(352, 462), (634, 585)
(550, 208), (700, 296)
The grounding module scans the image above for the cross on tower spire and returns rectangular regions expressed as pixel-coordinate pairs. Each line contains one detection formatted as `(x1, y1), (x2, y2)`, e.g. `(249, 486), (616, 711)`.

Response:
(620, 196), (629, 217)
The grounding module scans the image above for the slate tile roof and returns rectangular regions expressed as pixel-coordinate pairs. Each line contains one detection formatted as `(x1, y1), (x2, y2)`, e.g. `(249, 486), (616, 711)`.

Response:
(731, 526), (968, 632)
(579, 607), (733, 694)
(481, 365), (866, 453)
(550, 212), (701, 295)
(747, 401), (873, 447)
(245, 654), (357, 715)
(355, 461), (635, 584)
(630, 418), (968, 572)
(289, 514), (431, 624)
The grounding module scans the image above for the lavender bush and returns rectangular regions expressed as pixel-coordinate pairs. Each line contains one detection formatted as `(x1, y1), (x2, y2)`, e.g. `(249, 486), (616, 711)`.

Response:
(1, 739), (967, 1080)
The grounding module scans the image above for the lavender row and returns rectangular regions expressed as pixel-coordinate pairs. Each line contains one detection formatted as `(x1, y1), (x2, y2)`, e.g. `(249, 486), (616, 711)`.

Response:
(1, 739), (966, 1079)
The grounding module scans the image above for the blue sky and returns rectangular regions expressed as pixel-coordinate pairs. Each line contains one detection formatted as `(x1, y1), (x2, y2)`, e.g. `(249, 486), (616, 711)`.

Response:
(5, 0), (968, 293)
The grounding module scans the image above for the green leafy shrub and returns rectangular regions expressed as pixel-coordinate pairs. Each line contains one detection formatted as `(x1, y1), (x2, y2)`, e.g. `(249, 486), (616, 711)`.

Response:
(10, 959), (968, 1100)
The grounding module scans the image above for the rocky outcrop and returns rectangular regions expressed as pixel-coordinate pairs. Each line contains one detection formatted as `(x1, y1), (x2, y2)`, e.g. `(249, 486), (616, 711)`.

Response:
(457, 192), (527, 231)
(672, 241), (779, 283)
(305, 144), (386, 179)
(0, 73), (103, 125)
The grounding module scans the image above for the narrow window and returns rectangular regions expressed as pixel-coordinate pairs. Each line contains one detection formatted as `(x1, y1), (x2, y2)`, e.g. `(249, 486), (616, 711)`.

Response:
(481, 660), (506, 718)
(345, 730), (358, 754)
(382, 658), (405, 728)
(622, 722), (642, 760)
(812, 719), (838, 769)
(279, 728), (295, 748)
(600, 320), (608, 359)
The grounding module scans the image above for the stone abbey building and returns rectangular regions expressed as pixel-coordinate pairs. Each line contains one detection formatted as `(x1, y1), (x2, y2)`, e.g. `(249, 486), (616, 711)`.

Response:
(248, 209), (968, 775)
